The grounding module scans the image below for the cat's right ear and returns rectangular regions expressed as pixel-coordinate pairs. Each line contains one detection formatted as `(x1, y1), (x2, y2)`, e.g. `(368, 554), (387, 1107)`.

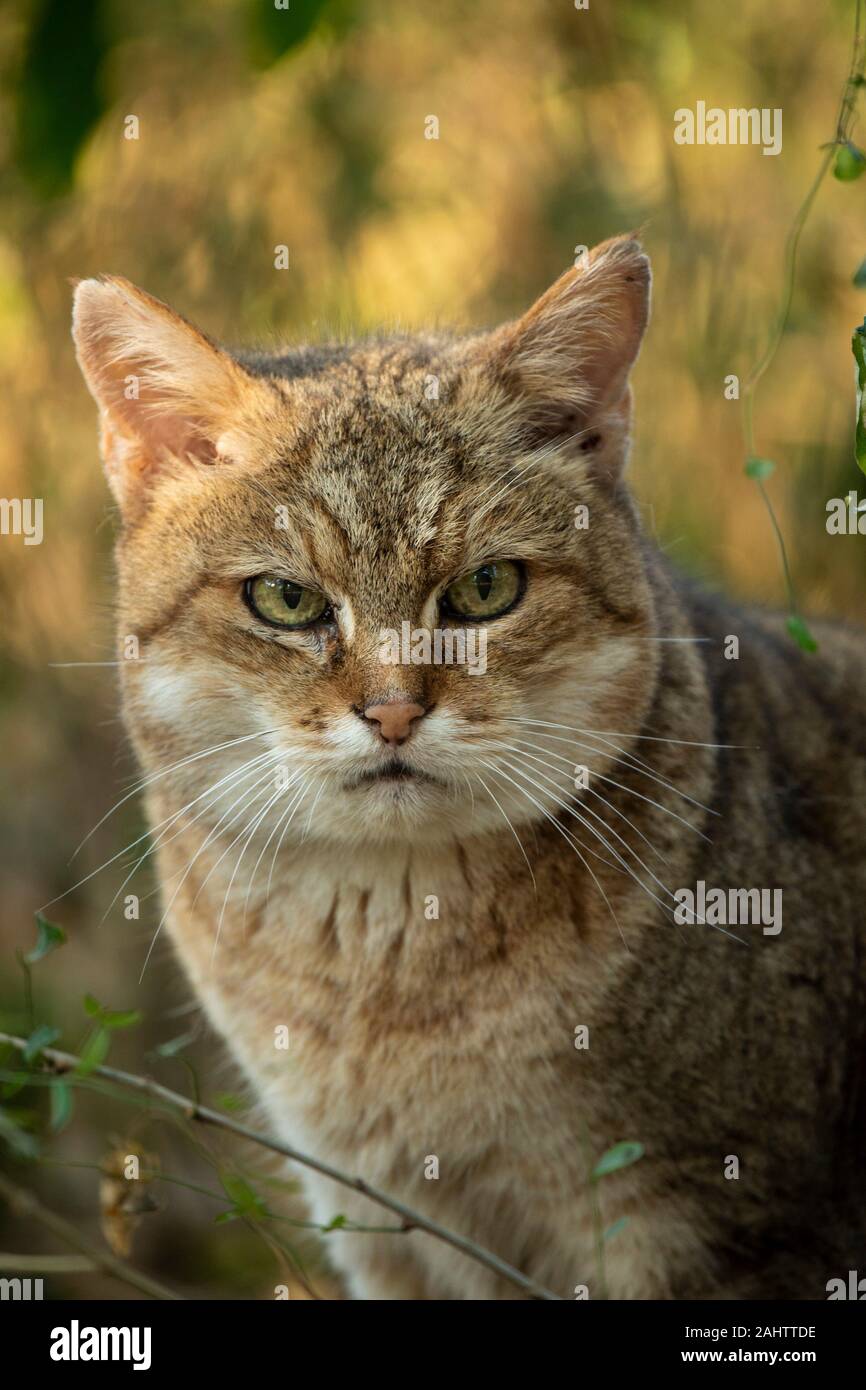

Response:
(72, 277), (279, 514)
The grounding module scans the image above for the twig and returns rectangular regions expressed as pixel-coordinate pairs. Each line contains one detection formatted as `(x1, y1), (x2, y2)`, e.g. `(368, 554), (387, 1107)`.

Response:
(741, 0), (866, 630)
(0, 1033), (561, 1301)
(0, 1252), (95, 1273)
(0, 1168), (181, 1300)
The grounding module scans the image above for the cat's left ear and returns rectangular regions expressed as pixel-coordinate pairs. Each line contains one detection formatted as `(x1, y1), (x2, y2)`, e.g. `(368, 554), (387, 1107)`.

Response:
(480, 234), (651, 479)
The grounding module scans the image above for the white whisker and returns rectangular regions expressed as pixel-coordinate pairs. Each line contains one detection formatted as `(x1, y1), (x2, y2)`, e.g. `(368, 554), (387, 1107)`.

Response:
(473, 770), (536, 892)
(480, 758), (631, 952)
(69, 726), (278, 863)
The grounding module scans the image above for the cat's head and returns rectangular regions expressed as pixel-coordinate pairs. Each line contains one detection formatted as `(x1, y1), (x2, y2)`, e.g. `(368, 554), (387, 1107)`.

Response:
(72, 235), (659, 849)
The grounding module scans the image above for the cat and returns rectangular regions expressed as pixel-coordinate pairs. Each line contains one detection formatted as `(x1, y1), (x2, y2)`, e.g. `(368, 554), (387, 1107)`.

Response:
(72, 235), (866, 1300)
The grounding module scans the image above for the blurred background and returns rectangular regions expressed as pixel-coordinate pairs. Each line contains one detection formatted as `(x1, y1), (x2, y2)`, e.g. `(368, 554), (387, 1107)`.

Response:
(1, 0), (865, 1299)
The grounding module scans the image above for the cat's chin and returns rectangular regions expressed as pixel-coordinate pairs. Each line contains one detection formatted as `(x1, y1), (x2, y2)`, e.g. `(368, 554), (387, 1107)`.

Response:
(296, 776), (476, 847)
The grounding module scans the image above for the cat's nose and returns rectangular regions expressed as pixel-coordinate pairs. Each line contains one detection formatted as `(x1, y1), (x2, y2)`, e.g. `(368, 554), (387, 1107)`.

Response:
(362, 698), (427, 747)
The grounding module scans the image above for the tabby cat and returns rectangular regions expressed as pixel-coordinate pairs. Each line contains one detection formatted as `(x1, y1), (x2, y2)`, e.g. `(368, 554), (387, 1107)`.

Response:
(72, 236), (866, 1299)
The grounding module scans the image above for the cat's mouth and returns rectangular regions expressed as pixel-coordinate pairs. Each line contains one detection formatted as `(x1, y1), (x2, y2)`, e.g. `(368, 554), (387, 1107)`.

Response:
(343, 759), (441, 790)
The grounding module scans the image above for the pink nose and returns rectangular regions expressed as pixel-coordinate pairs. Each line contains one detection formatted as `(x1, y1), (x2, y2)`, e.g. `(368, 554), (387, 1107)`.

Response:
(362, 700), (426, 747)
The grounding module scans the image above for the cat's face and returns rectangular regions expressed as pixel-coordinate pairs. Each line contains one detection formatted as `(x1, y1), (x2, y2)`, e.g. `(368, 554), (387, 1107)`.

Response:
(73, 236), (657, 848)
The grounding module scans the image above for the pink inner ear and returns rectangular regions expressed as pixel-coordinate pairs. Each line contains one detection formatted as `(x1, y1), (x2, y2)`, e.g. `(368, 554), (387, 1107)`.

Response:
(145, 409), (219, 467)
(107, 374), (221, 469)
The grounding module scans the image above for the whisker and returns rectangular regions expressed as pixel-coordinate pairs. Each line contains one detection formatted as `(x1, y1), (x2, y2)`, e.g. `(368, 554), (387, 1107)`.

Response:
(300, 779), (326, 843)
(494, 755), (746, 947)
(473, 770), (537, 892)
(98, 750), (280, 926)
(266, 780), (315, 902)
(496, 755), (677, 920)
(497, 741), (667, 862)
(69, 726), (278, 863)
(504, 715), (745, 752)
(240, 775), (309, 934)
(480, 758), (631, 953)
(38, 745), (279, 914)
(508, 736), (709, 842)
(138, 755), (285, 983)
(503, 720), (718, 817)
(212, 778), (299, 963)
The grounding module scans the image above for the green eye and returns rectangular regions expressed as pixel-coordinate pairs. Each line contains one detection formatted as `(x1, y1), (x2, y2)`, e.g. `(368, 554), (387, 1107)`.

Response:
(442, 561), (523, 620)
(246, 575), (330, 628)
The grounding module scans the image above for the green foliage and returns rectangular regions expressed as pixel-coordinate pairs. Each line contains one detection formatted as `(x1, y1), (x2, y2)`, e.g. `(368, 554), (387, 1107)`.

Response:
(22, 1023), (60, 1062)
(76, 994), (142, 1075)
(82, 994), (143, 1031)
(0, 1106), (40, 1159)
(603, 1216), (629, 1242)
(786, 614), (819, 653)
(151, 1032), (197, 1059)
(592, 1140), (645, 1180)
(12, 0), (109, 197)
(215, 1092), (246, 1113)
(76, 1026), (110, 1077)
(49, 1080), (73, 1133)
(26, 914), (66, 964)
(852, 319), (866, 476)
(744, 457), (776, 481)
(246, 0), (332, 67)
(216, 1171), (268, 1224)
(833, 141), (866, 181)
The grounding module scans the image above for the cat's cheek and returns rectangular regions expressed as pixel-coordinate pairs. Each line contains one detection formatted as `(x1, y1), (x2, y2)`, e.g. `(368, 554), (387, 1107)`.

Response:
(128, 662), (204, 725)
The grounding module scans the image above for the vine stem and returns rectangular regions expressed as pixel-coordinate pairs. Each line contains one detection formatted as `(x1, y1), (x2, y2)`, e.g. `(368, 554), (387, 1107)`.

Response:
(0, 1032), (562, 1302)
(742, 0), (866, 623)
(0, 1168), (181, 1300)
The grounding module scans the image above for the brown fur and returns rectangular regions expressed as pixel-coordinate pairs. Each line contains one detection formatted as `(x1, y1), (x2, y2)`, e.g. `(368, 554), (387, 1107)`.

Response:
(72, 237), (866, 1299)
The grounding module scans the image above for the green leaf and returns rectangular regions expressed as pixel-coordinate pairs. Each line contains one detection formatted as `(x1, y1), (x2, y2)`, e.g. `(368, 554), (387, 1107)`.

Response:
(83, 996), (141, 1031)
(219, 1172), (267, 1219)
(214, 1209), (240, 1225)
(744, 456), (776, 481)
(247, 0), (332, 67)
(0, 1106), (40, 1159)
(215, 1092), (245, 1113)
(26, 914), (67, 964)
(834, 142), (866, 181)
(101, 1008), (143, 1032)
(785, 614), (818, 653)
(603, 1216), (629, 1242)
(323, 1213), (347, 1231)
(852, 319), (866, 477)
(50, 1080), (73, 1132)
(592, 1141), (645, 1180)
(152, 1031), (196, 1058)
(23, 1024), (60, 1063)
(76, 1027), (110, 1077)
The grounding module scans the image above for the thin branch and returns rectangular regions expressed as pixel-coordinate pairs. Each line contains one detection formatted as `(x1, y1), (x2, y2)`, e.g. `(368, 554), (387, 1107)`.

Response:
(741, 1), (866, 625)
(0, 1252), (95, 1273)
(0, 1168), (182, 1300)
(0, 1033), (561, 1301)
